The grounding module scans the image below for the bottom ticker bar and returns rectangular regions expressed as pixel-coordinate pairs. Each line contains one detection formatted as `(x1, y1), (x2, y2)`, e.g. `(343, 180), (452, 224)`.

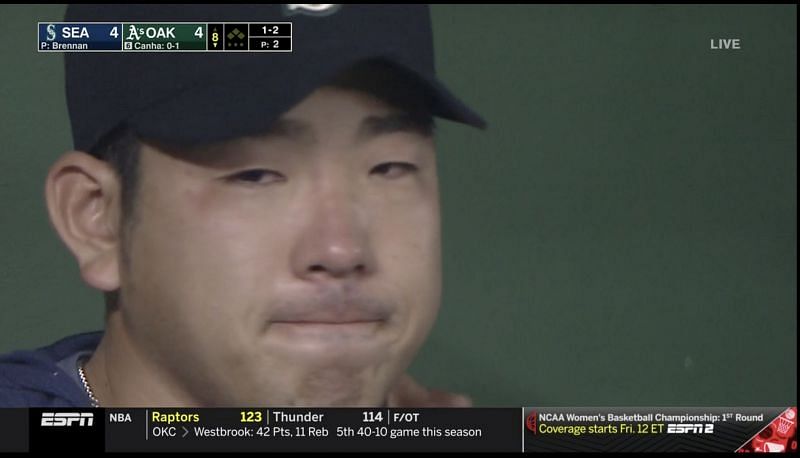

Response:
(10, 407), (797, 452)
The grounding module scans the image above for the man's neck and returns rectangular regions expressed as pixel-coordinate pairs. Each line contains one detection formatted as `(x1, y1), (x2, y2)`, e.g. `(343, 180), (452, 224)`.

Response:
(84, 316), (202, 407)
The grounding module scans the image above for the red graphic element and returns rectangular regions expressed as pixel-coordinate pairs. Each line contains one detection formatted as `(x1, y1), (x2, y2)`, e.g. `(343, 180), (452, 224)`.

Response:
(526, 411), (537, 433)
(737, 407), (797, 453)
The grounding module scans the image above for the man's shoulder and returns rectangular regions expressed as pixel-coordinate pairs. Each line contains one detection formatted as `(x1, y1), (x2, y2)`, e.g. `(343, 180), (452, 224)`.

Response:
(0, 331), (103, 407)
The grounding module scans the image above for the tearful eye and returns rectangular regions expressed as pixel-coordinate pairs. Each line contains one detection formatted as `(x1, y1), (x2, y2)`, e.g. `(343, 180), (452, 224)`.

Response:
(370, 162), (418, 179)
(227, 169), (284, 184)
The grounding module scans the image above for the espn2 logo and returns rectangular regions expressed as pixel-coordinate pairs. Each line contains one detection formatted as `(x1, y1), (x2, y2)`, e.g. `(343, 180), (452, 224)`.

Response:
(41, 412), (94, 427)
(666, 423), (714, 434)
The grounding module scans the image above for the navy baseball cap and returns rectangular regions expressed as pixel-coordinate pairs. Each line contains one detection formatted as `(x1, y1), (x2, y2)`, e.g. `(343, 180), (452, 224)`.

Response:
(64, 4), (487, 153)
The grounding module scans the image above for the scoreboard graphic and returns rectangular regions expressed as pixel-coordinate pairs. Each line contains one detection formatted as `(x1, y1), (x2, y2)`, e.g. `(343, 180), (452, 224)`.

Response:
(38, 22), (292, 52)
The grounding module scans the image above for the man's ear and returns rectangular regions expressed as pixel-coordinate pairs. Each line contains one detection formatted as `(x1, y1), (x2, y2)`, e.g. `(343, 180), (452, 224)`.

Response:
(45, 151), (123, 292)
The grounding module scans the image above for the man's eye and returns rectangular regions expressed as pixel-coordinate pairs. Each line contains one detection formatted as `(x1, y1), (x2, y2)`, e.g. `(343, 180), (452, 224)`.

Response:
(370, 162), (418, 179)
(227, 169), (284, 184)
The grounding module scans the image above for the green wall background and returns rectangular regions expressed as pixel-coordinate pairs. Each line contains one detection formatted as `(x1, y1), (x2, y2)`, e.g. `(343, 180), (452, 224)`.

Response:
(0, 5), (795, 406)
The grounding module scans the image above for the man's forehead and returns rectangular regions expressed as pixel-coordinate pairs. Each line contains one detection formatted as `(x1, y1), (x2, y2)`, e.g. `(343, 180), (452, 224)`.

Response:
(146, 110), (433, 166)
(262, 112), (434, 145)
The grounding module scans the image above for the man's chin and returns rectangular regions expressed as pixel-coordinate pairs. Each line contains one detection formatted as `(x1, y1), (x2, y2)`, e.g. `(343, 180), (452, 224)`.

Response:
(258, 365), (396, 407)
(262, 335), (393, 372)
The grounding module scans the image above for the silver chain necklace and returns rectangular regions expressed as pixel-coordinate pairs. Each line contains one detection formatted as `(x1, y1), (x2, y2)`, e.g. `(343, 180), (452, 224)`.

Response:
(78, 363), (101, 407)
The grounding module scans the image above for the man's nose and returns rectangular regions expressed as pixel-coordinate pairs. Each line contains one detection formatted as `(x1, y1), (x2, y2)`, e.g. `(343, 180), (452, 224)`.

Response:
(290, 187), (375, 281)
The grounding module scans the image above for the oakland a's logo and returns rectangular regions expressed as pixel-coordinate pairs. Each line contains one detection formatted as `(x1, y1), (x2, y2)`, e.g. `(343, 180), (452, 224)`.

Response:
(283, 4), (341, 17)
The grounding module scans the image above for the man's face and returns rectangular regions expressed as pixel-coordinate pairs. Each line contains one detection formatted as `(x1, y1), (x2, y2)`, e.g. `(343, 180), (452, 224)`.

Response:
(119, 86), (442, 406)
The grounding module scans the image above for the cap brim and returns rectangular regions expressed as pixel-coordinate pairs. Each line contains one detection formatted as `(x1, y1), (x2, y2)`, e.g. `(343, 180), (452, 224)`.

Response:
(423, 76), (487, 130)
(128, 55), (486, 147)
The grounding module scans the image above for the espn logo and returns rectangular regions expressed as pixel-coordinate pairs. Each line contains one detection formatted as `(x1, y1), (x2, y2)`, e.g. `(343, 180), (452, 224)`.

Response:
(41, 412), (94, 427)
(666, 423), (714, 434)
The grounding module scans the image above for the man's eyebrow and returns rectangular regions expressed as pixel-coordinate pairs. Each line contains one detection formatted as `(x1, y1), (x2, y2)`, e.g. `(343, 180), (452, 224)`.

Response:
(358, 112), (433, 141)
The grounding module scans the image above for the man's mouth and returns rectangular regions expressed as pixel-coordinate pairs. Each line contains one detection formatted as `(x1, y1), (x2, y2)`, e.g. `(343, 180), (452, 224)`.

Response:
(270, 310), (388, 325)
(269, 299), (393, 325)
(264, 290), (395, 345)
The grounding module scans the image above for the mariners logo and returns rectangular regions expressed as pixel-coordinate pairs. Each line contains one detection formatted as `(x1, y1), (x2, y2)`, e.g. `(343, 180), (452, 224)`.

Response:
(46, 24), (56, 41)
(283, 4), (341, 17)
